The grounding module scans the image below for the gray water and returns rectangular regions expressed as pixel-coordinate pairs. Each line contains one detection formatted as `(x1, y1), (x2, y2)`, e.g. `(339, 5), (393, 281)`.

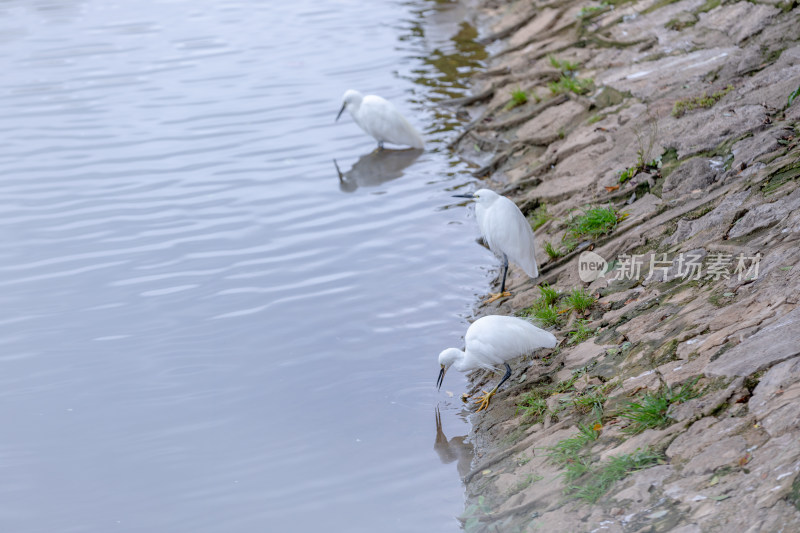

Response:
(0, 1), (495, 531)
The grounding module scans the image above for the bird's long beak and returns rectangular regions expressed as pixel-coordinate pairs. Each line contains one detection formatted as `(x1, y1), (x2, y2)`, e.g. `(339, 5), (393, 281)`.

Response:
(452, 193), (474, 199)
(437, 364), (446, 390)
(336, 102), (346, 122)
(333, 159), (343, 181)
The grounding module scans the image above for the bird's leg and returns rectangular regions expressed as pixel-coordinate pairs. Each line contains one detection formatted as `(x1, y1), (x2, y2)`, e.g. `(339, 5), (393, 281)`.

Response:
(474, 363), (512, 412)
(484, 254), (512, 303)
(377, 141), (384, 151)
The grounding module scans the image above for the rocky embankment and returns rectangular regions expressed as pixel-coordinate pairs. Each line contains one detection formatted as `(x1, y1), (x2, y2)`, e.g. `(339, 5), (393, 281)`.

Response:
(450, 0), (800, 531)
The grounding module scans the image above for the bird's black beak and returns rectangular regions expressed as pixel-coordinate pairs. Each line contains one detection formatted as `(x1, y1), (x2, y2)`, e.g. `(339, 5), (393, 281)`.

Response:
(333, 159), (343, 181)
(437, 365), (446, 390)
(336, 102), (346, 122)
(452, 193), (474, 199)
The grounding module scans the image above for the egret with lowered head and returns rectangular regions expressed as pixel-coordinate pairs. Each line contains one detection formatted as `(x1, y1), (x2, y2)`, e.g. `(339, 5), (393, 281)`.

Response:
(336, 90), (425, 150)
(437, 315), (557, 411)
(454, 188), (540, 303)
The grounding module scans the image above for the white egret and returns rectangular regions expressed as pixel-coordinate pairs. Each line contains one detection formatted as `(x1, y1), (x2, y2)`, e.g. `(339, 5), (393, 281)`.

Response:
(437, 315), (557, 411)
(336, 90), (425, 150)
(454, 188), (539, 303)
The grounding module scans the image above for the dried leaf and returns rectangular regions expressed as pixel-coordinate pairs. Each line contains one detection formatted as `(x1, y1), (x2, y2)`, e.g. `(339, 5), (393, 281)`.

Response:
(709, 475), (719, 486)
(604, 185), (620, 192)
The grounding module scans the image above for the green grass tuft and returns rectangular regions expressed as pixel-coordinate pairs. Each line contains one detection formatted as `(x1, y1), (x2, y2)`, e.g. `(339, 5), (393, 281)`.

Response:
(789, 84), (800, 107)
(566, 206), (623, 241)
(529, 204), (551, 230)
(516, 394), (548, 420)
(543, 241), (562, 260)
(672, 85), (733, 118)
(548, 75), (594, 96)
(548, 55), (579, 75)
(539, 283), (560, 306)
(567, 318), (596, 345)
(505, 88), (528, 110)
(569, 448), (662, 503)
(531, 304), (560, 328)
(617, 380), (700, 434)
(564, 286), (596, 313)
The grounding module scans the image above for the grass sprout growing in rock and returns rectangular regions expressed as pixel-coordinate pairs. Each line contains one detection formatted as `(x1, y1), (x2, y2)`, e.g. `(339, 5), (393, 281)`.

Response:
(548, 55), (579, 75)
(529, 204), (551, 230)
(671, 85), (733, 117)
(549, 75), (594, 96)
(532, 304), (560, 328)
(516, 395), (548, 420)
(566, 206), (623, 242)
(505, 88), (528, 110)
(568, 448), (663, 503)
(619, 119), (661, 183)
(565, 287), (596, 313)
(546, 424), (599, 481)
(539, 283), (560, 306)
(544, 241), (562, 260)
(789, 84), (800, 107)
(618, 380), (701, 434)
(567, 319), (596, 345)
(571, 389), (606, 415)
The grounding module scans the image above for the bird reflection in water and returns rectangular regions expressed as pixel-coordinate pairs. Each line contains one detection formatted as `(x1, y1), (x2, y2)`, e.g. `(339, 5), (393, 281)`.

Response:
(333, 148), (423, 193)
(434, 405), (473, 478)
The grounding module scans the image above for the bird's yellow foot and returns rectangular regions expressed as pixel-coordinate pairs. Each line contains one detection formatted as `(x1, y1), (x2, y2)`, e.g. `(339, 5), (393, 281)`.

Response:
(461, 393), (471, 403)
(484, 291), (511, 304)
(473, 390), (496, 412)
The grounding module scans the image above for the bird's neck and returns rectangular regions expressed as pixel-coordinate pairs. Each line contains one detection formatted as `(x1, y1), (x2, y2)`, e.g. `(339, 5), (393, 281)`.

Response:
(453, 351), (468, 372)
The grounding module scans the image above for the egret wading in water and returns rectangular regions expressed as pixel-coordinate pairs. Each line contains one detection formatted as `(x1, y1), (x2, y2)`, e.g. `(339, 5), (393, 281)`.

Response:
(336, 90), (425, 150)
(437, 315), (557, 411)
(454, 188), (540, 303)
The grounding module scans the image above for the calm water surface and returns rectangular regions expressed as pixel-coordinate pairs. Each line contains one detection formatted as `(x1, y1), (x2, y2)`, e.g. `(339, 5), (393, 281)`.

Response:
(0, 0), (495, 531)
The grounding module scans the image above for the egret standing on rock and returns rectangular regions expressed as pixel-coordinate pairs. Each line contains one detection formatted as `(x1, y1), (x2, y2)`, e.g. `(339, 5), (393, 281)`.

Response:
(454, 188), (540, 303)
(336, 90), (425, 150)
(437, 315), (557, 411)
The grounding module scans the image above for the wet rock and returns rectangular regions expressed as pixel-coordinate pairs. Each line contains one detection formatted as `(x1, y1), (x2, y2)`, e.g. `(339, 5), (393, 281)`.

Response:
(695, 4), (780, 45)
(666, 416), (749, 461)
(736, 46), (800, 110)
(516, 99), (585, 144)
(508, 8), (560, 48)
(598, 47), (738, 101)
(736, 47), (763, 76)
(664, 104), (768, 159)
(663, 191), (749, 246)
(682, 435), (748, 475)
(728, 187), (800, 239)
(749, 356), (800, 437)
(730, 128), (786, 168)
(661, 158), (718, 201)
(706, 307), (800, 377)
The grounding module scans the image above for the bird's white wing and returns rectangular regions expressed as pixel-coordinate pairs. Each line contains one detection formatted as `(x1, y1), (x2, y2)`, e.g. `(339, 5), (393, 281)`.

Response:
(360, 96), (424, 148)
(463, 315), (556, 371)
(481, 197), (539, 278)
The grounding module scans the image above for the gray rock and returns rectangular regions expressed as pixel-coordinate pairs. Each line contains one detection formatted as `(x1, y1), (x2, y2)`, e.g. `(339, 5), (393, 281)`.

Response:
(696, 4), (780, 45)
(662, 157), (718, 200)
(707, 307), (800, 377)
(681, 435), (748, 475)
(728, 187), (800, 239)
(749, 356), (800, 437)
